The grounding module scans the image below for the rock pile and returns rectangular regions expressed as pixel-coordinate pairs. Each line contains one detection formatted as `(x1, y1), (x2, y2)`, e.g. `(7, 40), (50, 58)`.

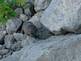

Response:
(1, 0), (81, 61)
(0, 0), (52, 59)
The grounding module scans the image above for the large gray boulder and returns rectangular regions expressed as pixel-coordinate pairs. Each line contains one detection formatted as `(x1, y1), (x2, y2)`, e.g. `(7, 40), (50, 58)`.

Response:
(1, 34), (81, 61)
(6, 18), (22, 34)
(40, 0), (81, 34)
(34, 0), (51, 12)
(29, 11), (43, 28)
(19, 34), (81, 61)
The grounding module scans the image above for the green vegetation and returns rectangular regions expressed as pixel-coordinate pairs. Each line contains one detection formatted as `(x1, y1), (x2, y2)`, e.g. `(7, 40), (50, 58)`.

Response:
(15, 0), (27, 6)
(7, 0), (27, 7)
(0, 0), (28, 25)
(0, 0), (16, 25)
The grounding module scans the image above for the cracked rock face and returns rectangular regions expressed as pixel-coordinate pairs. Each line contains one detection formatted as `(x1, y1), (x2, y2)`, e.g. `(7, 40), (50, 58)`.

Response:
(34, 0), (51, 12)
(6, 18), (22, 34)
(40, 0), (81, 34)
(1, 34), (81, 61)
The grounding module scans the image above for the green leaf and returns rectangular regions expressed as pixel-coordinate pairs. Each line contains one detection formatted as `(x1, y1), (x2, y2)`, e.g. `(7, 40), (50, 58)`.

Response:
(0, 0), (4, 3)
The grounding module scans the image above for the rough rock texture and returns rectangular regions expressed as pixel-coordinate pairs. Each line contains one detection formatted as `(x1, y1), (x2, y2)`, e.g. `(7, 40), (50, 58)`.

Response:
(0, 31), (6, 44)
(40, 0), (81, 34)
(34, 0), (51, 12)
(4, 35), (15, 49)
(24, 3), (34, 18)
(6, 18), (22, 34)
(0, 49), (9, 55)
(4, 34), (23, 51)
(21, 36), (36, 47)
(15, 8), (23, 16)
(1, 34), (81, 61)
(13, 33), (26, 41)
(19, 14), (29, 21)
(29, 11), (43, 28)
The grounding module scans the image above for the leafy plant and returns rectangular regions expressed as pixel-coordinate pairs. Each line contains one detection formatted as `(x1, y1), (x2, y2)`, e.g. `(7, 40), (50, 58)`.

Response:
(0, 0), (16, 25)
(8, 0), (27, 7)
(15, 0), (27, 6)
(0, 0), (29, 25)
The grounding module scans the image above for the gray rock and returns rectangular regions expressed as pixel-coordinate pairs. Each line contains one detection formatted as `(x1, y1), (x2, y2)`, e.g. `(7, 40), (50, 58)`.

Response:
(24, 3), (32, 17)
(15, 8), (23, 16)
(11, 41), (22, 51)
(0, 25), (6, 31)
(2, 51), (13, 59)
(1, 34), (81, 61)
(40, 0), (81, 34)
(13, 33), (26, 41)
(24, 8), (31, 16)
(19, 34), (81, 61)
(4, 35), (15, 49)
(0, 49), (9, 55)
(0, 49), (24, 61)
(29, 11), (43, 28)
(0, 31), (6, 44)
(21, 36), (36, 47)
(0, 45), (4, 50)
(4, 34), (22, 51)
(34, 0), (51, 12)
(19, 14), (29, 21)
(6, 18), (22, 34)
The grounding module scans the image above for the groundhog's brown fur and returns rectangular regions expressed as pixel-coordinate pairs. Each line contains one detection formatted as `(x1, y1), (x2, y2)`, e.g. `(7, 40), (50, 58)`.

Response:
(22, 21), (38, 38)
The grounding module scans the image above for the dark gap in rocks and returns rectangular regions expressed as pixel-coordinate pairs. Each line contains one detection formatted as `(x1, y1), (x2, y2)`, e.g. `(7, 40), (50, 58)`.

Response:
(33, 23), (55, 40)
(16, 21), (23, 33)
(23, 2), (36, 18)
(0, 37), (5, 45)
(29, 3), (36, 16)
(60, 28), (76, 35)
(0, 40), (5, 45)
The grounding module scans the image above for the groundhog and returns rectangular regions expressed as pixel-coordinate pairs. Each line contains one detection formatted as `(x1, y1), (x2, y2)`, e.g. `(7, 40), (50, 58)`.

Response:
(22, 21), (38, 38)
(22, 21), (55, 39)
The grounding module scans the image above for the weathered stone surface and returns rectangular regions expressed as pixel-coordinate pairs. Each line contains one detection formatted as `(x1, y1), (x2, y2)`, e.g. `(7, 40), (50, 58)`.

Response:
(29, 11), (43, 28)
(34, 0), (51, 12)
(6, 18), (22, 34)
(4, 35), (15, 49)
(21, 36), (36, 47)
(11, 41), (22, 51)
(40, 0), (81, 34)
(19, 14), (28, 21)
(0, 49), (9, 55)
(4, 34), (22, 51)
(24, 3), (33, 18)
(1, 34), (81, 61)
(0, 25), (6, 31)
(19, 34), (81, 61)
(15, 8), (23, 16)
(13, 33), (26, 41)
(0, 31), (6, 44)
(0, 49), (24, 61)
